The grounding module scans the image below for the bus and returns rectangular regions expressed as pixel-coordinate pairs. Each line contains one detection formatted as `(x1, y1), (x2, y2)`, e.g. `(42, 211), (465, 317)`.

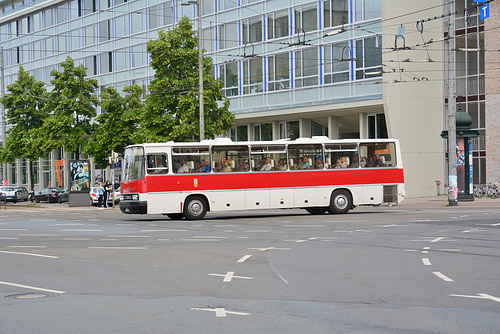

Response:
(119, 137), (405, 220)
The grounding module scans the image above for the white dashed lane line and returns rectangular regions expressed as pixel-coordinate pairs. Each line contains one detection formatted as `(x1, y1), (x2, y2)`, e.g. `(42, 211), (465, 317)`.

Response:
(433, 271), (454, 282)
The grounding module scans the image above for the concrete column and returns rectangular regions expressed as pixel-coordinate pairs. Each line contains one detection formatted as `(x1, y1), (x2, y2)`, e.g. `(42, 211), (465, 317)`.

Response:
(358, 113), (367, 139)
(16, 158), (21, 185)
(272, 121), (279, 140)
(50, 150), (55, 187)
(485, 1), (500, 183)
(328, 116), (340, 139)
(299, 118), (311, 138)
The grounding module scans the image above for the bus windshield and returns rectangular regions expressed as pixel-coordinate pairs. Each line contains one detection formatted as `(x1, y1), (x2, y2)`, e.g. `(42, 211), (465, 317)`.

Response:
(123, 146), (145, 181)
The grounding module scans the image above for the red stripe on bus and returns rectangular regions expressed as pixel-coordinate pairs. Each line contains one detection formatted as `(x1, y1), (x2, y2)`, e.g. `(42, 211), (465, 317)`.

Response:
(121, 169), (404, 194)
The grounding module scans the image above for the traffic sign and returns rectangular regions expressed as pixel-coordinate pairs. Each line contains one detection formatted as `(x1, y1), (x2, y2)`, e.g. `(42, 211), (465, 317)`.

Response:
(473, 0), (487, 3)
(481, 3), (490, 20)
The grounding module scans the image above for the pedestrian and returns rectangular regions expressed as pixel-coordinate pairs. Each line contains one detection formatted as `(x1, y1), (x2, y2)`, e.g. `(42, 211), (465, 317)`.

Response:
(103, 180), (112, 208)
(97, 181), (104, 208)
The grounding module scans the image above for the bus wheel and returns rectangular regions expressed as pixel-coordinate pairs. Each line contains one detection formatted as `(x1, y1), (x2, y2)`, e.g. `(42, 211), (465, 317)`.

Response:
(329, 190), (352, 214)
(184, 196), (208, 220)
(166, 213), (184, 220)
(305, 207), (327, 215)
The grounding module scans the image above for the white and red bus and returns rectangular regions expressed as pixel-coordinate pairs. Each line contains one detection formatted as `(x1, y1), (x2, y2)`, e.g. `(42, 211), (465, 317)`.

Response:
(119, 137), (405, 219)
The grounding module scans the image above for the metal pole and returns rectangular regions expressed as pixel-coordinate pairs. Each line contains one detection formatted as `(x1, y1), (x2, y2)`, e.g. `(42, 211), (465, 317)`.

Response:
(197, 1), (204, 141)
(446, 1), (458, 206)
(1, 48), (7, 186)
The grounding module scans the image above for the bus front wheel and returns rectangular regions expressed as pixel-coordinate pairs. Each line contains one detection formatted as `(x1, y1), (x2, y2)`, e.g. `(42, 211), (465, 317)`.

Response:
(184, 196), (208, 220)
(329, 190), (352, 214)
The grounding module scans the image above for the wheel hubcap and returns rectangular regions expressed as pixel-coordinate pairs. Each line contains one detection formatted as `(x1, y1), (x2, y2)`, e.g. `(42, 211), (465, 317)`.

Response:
(188, 200), (203, 216)
(335, 195), (347, 209)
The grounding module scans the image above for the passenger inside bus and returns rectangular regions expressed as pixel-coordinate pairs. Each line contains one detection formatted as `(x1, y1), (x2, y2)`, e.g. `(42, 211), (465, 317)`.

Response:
(350, 156), (359, 168)
(177, 159), (189, 173)
(315, 156), (324, 169)
(260, 157), (273, 171)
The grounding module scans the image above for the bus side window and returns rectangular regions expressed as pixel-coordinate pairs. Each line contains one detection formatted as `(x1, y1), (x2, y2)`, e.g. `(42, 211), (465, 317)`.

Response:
(147, 154), (168, 174)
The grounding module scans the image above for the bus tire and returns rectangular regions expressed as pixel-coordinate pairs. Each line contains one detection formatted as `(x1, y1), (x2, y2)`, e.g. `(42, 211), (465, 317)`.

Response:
(329, 189), (352, 214)
(305, 207), (328, 215)
(183, 196), (208, 220)
(166, 213), (184, 220)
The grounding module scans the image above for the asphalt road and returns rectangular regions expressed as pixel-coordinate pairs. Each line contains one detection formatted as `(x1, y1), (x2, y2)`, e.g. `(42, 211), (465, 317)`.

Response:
(0, 200), (499, 333)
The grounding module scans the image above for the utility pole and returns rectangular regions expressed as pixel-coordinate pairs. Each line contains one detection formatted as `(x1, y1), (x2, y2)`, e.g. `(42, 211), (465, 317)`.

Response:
(1, 48), (6, 186)
(446, 1), (458, 206)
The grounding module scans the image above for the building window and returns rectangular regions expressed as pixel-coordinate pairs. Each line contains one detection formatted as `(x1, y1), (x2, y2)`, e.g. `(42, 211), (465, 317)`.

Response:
(57, 33), (68, 53)
(267, 10), (288, 40)
(279, 121), (299, 140)
(115, 47), (129, 71)
(324, 42), (350, 84)
(131, 44), (146, 67)
(355, 0), (381, 21)
(242, 16), (262, 44)
(294, 4), (317, 34)
(99, 20), (111, 42)
(70, 29), (82, 50)
(115, 15), (129, 38)
(243, 58), (263, 94)
(220, 61), (239, 97)
(294, 46), (318, 88)
(253, 123), (272, 141)
(324, 0), (348, 28)
(44, 8), (54, 28)
(56, 3), (68, 24)
(230, 125), (248, 141)
(100, 52), (112, 73)
(218, 0), (237, 11)
(131, 12), (145, 34)
(219, 22), (238, 50)
(268, 52), (290, 91)
(202, 26), (215, 53)
(367, 113), (388, 139)
(355, 36), (382, 80)
(85, 55), (97, 76)
(311, 121), (328, 137)
(85, 24), (97, 46)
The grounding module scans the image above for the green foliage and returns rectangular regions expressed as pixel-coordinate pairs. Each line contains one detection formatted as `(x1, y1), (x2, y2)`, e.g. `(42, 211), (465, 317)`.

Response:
(140, 16), (234, 142)
(85, 85), (145, 166)
(39, 57), (98, 159)
(0, 66), (47, 163)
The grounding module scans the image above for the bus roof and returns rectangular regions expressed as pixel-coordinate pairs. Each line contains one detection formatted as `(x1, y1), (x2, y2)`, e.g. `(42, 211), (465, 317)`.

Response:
(126, 137), (399, 149)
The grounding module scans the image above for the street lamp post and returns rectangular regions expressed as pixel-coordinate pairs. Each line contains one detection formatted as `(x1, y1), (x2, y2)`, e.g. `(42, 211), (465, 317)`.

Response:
(182, 0), (204, 141)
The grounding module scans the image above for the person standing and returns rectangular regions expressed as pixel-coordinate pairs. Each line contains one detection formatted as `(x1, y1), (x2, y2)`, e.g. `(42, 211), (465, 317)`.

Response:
(103, 180), (112, 208)
(97, 181), (104, 208)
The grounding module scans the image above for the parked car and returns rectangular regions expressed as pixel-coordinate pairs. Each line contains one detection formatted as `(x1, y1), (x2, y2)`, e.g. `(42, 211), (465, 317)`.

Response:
(90, 186), (120, 206)
(0, 186), (18, 203)
(57, 186), (69, 203)
(15, 187), (29, 201)
(34, 187), (61, 203)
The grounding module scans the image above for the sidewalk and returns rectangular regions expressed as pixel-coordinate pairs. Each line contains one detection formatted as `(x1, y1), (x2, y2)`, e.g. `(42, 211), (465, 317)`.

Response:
(398, 195), (500, 209)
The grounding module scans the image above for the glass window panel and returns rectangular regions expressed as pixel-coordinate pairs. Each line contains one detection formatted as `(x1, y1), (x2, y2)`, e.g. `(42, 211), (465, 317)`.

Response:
(302, 4), (317, 32)
(45, 37), (55, 56)
(275, 10), (289, 38)
(365, 37), (381, 67)
(70, 29), (82, 50)
(132, 44), (146, 67)
(149, 4), (161, 29)
(44, 8), (54, 27)
(332, 0), (348, 27)
(57, 33), (67, 53)
(365, 0), (381, 20)
(99, 20), (110, 42)
(85, 24), (97, 46)
(115, 47), (129, 71)
(57, 3), (68, 24)
(249, 16), (262, 43)
(303, 47), (318, 76)
(115, 15), (128, 38)
(202, 26), (215, 53)
(163, 1), (173, 26)
(131, 12), (145, 34)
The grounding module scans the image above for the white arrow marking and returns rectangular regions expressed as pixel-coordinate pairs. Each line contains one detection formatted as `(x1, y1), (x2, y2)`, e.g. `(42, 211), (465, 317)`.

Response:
(191, 307), (250, 317)
(208, 272), (254, 282)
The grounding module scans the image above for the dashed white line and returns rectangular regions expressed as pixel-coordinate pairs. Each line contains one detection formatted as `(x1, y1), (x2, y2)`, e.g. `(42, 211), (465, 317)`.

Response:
(0, 251), (58, 259)
(7, 246), (46, 248)
(88, 247), (147, 250)
(237, 255), (252, 263)
(422, 258), (432, 266)
(422, 247), (430, 254)
(450, 293), (500, 303)
(0, 280), (65, 294)
(433, 271), (454, 282)
(191, 307), (250, 317)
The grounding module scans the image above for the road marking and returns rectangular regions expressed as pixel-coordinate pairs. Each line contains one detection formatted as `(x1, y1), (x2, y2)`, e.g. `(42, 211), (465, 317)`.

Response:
(433, 271), (454, 282)
(285, 225), (324, 227)
(422, 258), (432, 266)
(7, 246), (46, 248)
(0, 251), (58, 259)
(247, 247), (291, 252)
(0, 228), (28, 231)
(105, 235), (151, 238)
(431, 237), (449, 243)
(378, 224), (407, 227)
(193, 236), (228, 239)
(53, 223), (84, 226)
(450, 294), (500, 303)
(59, 229), (103, 232)
(462, 228), (487, 233)
(209, 272), (254, 282)
(438, 249), (461, 252)
(413, 220), (441, 222)
(244, 230), (270, 232)
(191, 307), (250, 317)
(214, 225), (239, 227)
(88, 247), (147, 250)
(19, 234), (60, 237)
(64, 238), (91, 240)
(0, 237), (19, 240)
(237, 255), (252, 263)
(422, 247), (430, 254)
(0, 280), (65, 294)
(181, 239), (218, 242)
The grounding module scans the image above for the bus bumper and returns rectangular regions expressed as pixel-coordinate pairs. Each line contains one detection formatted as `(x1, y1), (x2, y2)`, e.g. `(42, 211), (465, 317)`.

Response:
(120, 201), (148, 214)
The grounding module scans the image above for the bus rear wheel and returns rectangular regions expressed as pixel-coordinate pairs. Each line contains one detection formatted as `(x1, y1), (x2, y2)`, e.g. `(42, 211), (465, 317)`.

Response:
(305, 207), (328, 215)
(183, 196), (208, 220)
(329, 189), (352, 214)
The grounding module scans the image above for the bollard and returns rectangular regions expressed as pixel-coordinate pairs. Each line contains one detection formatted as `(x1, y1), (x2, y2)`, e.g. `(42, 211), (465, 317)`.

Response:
(435, 180), (441, 196)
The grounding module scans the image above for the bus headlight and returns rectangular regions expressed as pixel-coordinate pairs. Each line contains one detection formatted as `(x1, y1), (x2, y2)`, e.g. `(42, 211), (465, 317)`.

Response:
(132, 194), (139, 201)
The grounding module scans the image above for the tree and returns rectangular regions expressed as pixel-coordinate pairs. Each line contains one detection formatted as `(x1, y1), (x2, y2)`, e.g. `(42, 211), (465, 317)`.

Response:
(39, 57), (99, 159)
(85, 85), (144, 166)
(140, 16), (234, 142)
(0, 66), (48, 190)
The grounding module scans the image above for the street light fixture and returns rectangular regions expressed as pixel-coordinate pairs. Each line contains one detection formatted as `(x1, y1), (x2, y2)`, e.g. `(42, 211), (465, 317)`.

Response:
(182, 0), (204, 141)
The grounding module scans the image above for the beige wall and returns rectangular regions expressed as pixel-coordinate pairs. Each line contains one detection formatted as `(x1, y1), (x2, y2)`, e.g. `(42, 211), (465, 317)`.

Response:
(485, 2), (500, 183)
(382, 0), (446, 197)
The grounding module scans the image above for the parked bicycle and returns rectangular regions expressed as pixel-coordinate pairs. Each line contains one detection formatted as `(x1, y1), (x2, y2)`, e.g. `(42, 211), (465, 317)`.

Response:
(474, 183), (499, 199)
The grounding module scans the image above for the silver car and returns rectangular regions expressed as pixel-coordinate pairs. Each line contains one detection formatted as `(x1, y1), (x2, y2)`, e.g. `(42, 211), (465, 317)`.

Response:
(15, 187), (29, 201)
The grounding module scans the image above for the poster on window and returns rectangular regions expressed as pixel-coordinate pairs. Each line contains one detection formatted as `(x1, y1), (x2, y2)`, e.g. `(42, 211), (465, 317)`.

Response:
(69, 160), (90, 192)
